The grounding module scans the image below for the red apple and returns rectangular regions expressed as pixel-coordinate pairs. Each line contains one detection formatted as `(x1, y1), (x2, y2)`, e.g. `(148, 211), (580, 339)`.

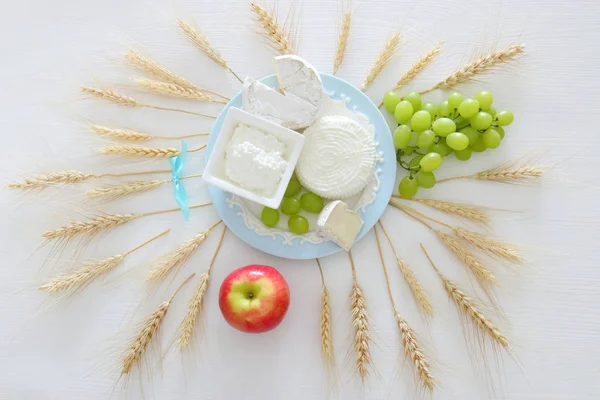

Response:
(219, 264), (290, 333)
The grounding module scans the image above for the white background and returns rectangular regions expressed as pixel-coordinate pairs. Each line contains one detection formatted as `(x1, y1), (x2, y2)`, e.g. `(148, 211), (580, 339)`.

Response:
(1, 0), (599, 399)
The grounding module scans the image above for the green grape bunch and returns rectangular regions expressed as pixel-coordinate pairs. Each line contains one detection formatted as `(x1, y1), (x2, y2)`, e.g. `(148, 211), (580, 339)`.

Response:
(383, 90), (514, 199)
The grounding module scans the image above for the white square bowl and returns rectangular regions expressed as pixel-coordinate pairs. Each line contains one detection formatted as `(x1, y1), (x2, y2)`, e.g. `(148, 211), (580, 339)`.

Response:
(203, 107), (305, 209)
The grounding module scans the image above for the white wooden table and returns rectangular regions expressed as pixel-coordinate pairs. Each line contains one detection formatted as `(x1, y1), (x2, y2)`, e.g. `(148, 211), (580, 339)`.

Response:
(1, 0), (599, 399)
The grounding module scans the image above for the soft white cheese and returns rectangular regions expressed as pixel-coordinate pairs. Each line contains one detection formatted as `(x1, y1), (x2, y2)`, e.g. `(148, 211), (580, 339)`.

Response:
(242, 77), (318, 130)
(225, 124), (287, 196)
(296, 115), (376, 199)
(317, 200), (364, 251)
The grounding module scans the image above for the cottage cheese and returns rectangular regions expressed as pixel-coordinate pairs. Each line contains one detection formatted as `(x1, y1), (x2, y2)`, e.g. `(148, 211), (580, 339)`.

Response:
(225, 124), (288, 196)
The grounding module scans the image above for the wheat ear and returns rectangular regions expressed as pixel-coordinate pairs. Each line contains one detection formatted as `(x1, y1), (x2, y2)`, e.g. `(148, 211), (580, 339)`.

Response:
(453, 227), (523, 264)
(393, 41), (443, 90)
(136, 78), (226, 104)
(316, 259), (334, 368)
(348, 251), (372, 381)
(407, 198), (491, 225)
(437, 232), (497, 286)
(40, 229), (169, 296)
(147, 221), (223, 283)
(250, 2), (297, 55)
(97, 143), (205, 158)
(81, 86), (216, 118)
(177, 18), (242, 84)
(361, 31), (401, 91)
(120, 273), (195, 376)
(333, 9), (352, 74)
(377, 222), (433, 317)
(8, 170), (94, 190)
(87, 180), (167, 200)
(42, 203), (212, 241)
(421, 44), (525, 93)
(375, 226), (435, 391)
(177, 226), (226, 350)
(90, 125), (208, 142)
(438, 159), (544, 184)
(421, 245), (510, 349)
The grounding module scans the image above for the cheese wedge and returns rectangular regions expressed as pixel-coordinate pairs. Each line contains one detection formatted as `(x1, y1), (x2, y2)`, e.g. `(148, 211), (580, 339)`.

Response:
(242, 77), (318, 130)
(273, 55), (325, 109)
(317, 200), (364, 251)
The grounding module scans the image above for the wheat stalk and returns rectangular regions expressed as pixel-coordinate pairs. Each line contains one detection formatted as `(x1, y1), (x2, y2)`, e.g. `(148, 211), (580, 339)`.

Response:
(333, 9), (352, 74)
(438, 159), (544, 184)
(125, 50), (197, 89)
(410, 198), (491, 225)
(81, 86), (216, 118)
(120, 274), (195, 376)
(348, 251), (372, 381)
(176, 226), (226, 350)
(8, 170), (94, 191)
(316, 259), (334, 368)
(361, 31), (401, 91)
(453, 227), (523, 264)
(42, 213), (137, 240)
(42, 203), (212, 241)
(90, 125), (209, 142)
(437, 231), (497, 286)
(421, 245), (510, 349)
(421, 44), (525, 93)
(86, 180), (167, 200)
(177, 272), (209, 350)
(136, 78), (225, 103)
(250, 2), (297, 55)
(147, 221), (223, 283)
(393, 41), (443, 90)
(96, 143), (207, 158)
(377, 222), (433, 317)
(396, 314), (436, 392)
(40, 230), (169, 295)
(374, 226), (435, 390)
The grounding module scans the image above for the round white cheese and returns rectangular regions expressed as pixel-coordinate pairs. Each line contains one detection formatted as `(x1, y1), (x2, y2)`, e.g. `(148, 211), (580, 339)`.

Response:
(296, 116), (376, 199)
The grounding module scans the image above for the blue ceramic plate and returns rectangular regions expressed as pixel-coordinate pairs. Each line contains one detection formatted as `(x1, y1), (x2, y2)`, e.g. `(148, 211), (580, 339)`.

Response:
(206, 73), (395, 259)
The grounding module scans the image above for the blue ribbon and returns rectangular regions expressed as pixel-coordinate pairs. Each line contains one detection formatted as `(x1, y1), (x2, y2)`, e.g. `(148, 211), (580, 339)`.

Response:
(169, 141), (189, 221)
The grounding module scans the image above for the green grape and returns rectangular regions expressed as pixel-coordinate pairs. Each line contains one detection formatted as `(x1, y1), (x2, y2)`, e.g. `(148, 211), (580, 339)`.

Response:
(393, 125), (412, 149)
(383, 91), (402, 113)
(454, 116), (470, 130)
(419, 152), (442, 172)
(488, 106), (497, 118)
(457, 98), (480, 118)
(429, 140), (450, 156)
(448, 92), (464, 111)
(422, 102), (437, 119)
(417, 130), (435, 149)
(281, 197), (301, 215)
(404, 91), (422, 111)
(284, 177), (302, 196)
(432, 117), (456, 137)
(300, 192), (323, 213)
(416, 171), (436, 188)
(403, 146), (415, 156)
(399, 176), (419, 199)
(409, 155), (423, 170)
(495, 126), (505, 139)
(410, 131), (419, 146)
(438, 101), (450, 117)
(482, 129), (502, 149)
(442, 138), (454, 155)
(410, 110), (432, 132)
(496, 110), (514, 126)
(475, 91), (493, 110)
(470, 112), (493, 130)
(470, 139), (487, 152)
(454, 147), (472, 161)
(288, 215), (309, 234)
(394, 100), (414, 124)
(446, 132), (469, 151)
(460, 127), (480, 146)
(261, 207), (280, 227)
